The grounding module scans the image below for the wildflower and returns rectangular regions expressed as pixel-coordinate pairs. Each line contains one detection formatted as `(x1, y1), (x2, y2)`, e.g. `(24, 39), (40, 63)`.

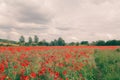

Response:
(62, 70), (67, 75)
(80, 74), (82, 77)
(54, 72), (59, 78)
(20, 75), (29, 80)
(20, 60), (30, 67)
(58, 63), (64, 67)
(14, 65), (18, 69)
(38, 71), (44, 76)
(30, 72), (36, 78)
(0, 74), (6, 80)
(38, 67), (46, 76)
(65, 53), (71, 59)
(0, 63), (5, 73)
(66, 78), (69, 80)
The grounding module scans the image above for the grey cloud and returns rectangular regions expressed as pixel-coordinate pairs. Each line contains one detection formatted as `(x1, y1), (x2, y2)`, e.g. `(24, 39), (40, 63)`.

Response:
(56, 27), (71, 31)
(3, 0), (53, 24)
(91, 0), (119, 5)
(15, 26), (49, 32)
(0, 25), (12, 30)
(0, 0), (120, 42)
(0, 24), (49, 31)
(18, 8), (51, 24)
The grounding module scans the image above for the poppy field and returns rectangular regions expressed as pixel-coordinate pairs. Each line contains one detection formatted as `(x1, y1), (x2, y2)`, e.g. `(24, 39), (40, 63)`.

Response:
(0, 46), (120, 80)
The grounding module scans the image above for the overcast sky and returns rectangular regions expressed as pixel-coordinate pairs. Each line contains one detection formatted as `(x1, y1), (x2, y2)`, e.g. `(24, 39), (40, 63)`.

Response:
(0, 0), (120, 42)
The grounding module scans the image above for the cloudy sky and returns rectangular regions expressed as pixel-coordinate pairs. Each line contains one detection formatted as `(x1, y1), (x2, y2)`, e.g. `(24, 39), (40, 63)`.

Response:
(0, 0), (120, 42)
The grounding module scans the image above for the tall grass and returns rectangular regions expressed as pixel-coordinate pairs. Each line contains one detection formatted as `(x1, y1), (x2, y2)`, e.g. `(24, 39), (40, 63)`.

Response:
(93, 49), (120, 80)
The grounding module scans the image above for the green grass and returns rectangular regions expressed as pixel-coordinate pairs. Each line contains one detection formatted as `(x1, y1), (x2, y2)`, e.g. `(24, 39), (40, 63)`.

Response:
(93, 49), (120, 80)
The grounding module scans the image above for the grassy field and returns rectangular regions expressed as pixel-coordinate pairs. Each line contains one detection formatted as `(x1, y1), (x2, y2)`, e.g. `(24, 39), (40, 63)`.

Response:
(0, 46), (120, 80)
(94, 49), (120, 80)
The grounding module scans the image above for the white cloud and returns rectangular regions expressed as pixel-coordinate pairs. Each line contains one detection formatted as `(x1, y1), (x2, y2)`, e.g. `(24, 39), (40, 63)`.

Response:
(0, 0), (120, 42)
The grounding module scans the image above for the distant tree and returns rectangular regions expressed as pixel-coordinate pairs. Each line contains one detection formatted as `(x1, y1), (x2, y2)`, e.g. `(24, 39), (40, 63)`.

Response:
(42, 40), (49, 46)
(110, 40), (117, 45)
(19, 36), (25, 43)
(105, 40), (120, 46)
(90, 41), (96, 45)
(105, 40), (112, 46)
(54, 39), (58, 46)
(76, 42), (79, 46)
(95, 40), (106, 46)
(38, 40), (49, 46)
(24, 42), (29, 46)
(19, 36), (25, 45)
(69, 42), (76, 46)
(49, 38), (66, 46)
(38, 41), (43, 46)
(57, 37), (66, 46)
(34, 35), (39, 44)
(28, 37), (32, 45)
(116, 40), (120, 45)
(81, 41), (89, 45)
(50, 41), (55, 46)
(50, 39), (59, 46)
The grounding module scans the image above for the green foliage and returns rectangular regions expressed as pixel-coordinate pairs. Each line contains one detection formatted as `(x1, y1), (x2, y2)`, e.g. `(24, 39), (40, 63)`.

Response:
(105, 40), (120, 46)
(115, 48), (120, 52)
(34, 35), (39, 44)
(0, 39), (17, 44)
(19, 36), (25, 46)
(19, 36), (25, 43)
(49, 37), (66, 46)
(76, 42), (79, 46)
(68, 42), (76, 46)
(38, 40), (49, 46)
(94, 50), (120, 80)
(90, 40), (120, 46)
(57, 37), (66, 46)
(0, 39), (18, 46)
(95, 40), (106, 46)
(50, 39), (58, 46)
(2, 35), (120, 46)
(28, 37), (33, 44)
(81, 41), (89, 45)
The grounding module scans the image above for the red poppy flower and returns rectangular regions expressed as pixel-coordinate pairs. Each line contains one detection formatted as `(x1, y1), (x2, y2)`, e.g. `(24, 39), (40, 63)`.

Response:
(20, 60), (30, 67)
(0, 63), (5, 73)
(30, 72), (36, 78)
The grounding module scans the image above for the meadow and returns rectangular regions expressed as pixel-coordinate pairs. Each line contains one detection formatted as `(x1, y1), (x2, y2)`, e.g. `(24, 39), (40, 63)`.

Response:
(0, 46), (120, 80)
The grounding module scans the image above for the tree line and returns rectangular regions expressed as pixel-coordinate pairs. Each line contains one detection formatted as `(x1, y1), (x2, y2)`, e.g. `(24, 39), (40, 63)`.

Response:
(19, 35), (65, 46)
(19, 35), (120, 46)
